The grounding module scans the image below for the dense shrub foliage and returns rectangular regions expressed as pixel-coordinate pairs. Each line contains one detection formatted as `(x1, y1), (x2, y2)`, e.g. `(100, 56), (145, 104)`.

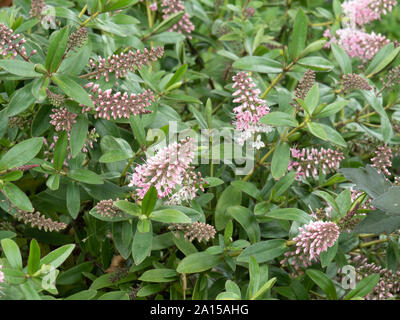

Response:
(1, 0), (400, 301)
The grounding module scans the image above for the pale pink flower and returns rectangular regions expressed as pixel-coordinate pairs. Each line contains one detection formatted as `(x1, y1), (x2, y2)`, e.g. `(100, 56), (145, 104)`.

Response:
(129, 137), (204, 202)
(288, 147), (344, 180)
(325, 28), (390, 61)
(161, 0), (195, 38)
(88, 47), (164, 82)
(231, 72), (272, 149)
(49, 107), (77, 132)
(0, 24), (28, 59)
(371, 145), (392, 176)
(342, 0), (396, 27)
(150, 2), (158, 10)
(82, 83), (153, 120)
(282, 221), (340, 272)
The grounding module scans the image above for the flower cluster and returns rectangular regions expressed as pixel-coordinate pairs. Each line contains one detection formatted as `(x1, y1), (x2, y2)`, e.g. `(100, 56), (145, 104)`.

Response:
(294, 69), (316, 101)
(324, 28), (389, 62)
(95, 199), (124, 218)
(351, 255), (400, 300)
(231, 72), (272, 149)
(82, 83), (154, 120)
(161, 0), (195, 38)
(15, 209), (67, 232)
(282, 221), (340, 272)
(0, 23), (29, 59)
(169, 222), (216, 242)
(371, 145), (393, 176)
(8, 116), (30, 130)
(88, 47), (164, 82)
(129, 137), (205, 201)
(342, 74), (372, 92)
(288, 147), (345, 180)
(49, 107), (77, 132)
(30, 0), (45, 19)
(342, 0), (396, 27)
(46, 89), (66, 107)
(381, 66), (400, 90)
(67, 27), (88, 51)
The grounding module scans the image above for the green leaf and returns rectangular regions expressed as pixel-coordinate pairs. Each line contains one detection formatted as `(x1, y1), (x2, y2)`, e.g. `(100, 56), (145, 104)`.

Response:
(3, 182), (33, 212)
(1, 238), (23, 270)
(0, 137), (43, 170)
(129, 115), (146, 146)
(46, 26), (69, 73)
(251, 277), (277, 300)
(304, 83), (319, 115)
(40, 244), (75, 268)
(331, 43), (352, 74)
(114, 200), (141, 216)
(270, 171), (296, 200)
(355, 210), (400, 234)
(177, 252), (223, 274)
(103, 0), (138, 11)
(299, 39), (326, 58)
(227, 206), (260, 243)
(289, 9), (307, 59)
(67, 169), (104, 184)
(313, 190), (341, 216)
(231, 181), (261, 199)
(139, 268), (178, 283)
(151, 11), (185, 35)
(65, 289), (98, 300)
(338, 165), (391, 198)
(297, 56), (334, 71)
(307, 122), (327, 140)
(132, 222), (153, 265)
(306, 269), (337, 300)
(204, 177), (224, 187)
(165, 64), (187, 90)
(7, 81), (35, 117)
(1, 170), (23, 182)
(320, 241), (338, 267)
(313, 99), (348, 119)
(216, 291), (242, 300)
(262, 208), (312, 224)
(150, 209), (191, 224)
(66, 181), (80, 219)
(0, 60), (40, 77)
(54, 131), (68, 171)
(52, 74), (93, 107)
(259, 112), (298, 127)
(371, 186), (400, 214)
(142, 186), (157, 216)
(344, 274), (380, 300)
(112, 221), (133, 259)
(232, 56), (283, 73)
(237, 239), (287, 263)
(215, 185), (242, 231)
(46, 174), (60, 191)
(271, 141), (290, 180)
(70, 115), (88, 158)
(366, 43), (400, 77)
(27, 239), (41, 275)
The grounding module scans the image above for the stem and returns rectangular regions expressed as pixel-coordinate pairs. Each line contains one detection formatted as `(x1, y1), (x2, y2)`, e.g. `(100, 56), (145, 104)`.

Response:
(359, 238), (389, 248)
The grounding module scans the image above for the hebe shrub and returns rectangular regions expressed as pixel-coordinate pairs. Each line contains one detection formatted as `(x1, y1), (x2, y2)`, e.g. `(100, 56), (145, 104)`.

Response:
(0, 0), (400, 301)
